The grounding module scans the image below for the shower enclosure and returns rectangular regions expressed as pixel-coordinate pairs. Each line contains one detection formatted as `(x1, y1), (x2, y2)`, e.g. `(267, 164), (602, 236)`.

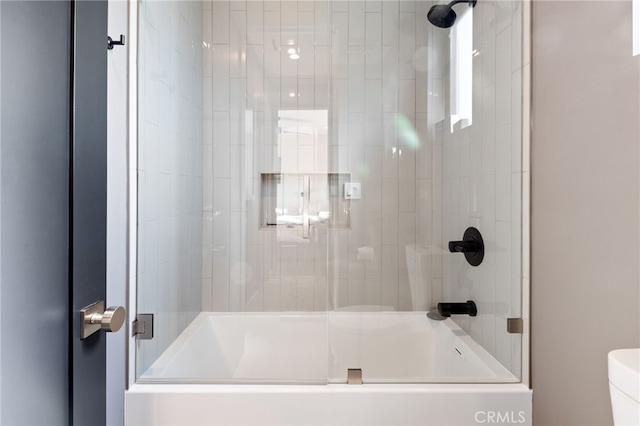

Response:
(129, 0), (529, 420)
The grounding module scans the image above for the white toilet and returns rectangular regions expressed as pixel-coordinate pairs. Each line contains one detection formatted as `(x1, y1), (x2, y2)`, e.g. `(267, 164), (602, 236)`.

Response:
(608, 348), (640, 425)
(405, 244), (434, 311)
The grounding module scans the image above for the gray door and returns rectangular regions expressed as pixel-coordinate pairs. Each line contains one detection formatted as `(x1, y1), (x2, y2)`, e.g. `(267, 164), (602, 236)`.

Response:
(70, 0), (109, 424)
(0, 1), (110, 425)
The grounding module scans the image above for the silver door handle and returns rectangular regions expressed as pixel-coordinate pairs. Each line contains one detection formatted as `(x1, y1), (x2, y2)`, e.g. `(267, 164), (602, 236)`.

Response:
(80, 301), (126, 339)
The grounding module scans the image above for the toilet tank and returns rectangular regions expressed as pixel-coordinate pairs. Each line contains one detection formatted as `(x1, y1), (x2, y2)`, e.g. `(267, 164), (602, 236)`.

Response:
(608, 349), (640, 426)
(405, 244), (435, 311)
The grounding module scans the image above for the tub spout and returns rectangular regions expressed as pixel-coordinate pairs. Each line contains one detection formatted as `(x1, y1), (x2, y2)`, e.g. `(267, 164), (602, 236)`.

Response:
(437, 300), (477, 317)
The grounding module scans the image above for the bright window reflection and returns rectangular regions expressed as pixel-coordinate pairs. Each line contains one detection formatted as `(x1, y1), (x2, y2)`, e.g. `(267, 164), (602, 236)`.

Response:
(450, 8), (473, 132)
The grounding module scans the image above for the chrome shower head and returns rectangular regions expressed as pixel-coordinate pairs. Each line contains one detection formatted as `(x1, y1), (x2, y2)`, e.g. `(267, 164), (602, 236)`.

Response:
(427, 0), (477, 28)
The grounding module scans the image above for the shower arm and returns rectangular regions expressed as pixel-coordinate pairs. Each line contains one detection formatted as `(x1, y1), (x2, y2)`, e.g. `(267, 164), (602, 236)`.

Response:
(447, 0), (477, 8)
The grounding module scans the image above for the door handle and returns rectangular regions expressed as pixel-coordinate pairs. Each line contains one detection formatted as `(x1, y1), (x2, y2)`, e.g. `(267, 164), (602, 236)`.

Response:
(302, 175), (310, 239)
(80, 301), (126, 339)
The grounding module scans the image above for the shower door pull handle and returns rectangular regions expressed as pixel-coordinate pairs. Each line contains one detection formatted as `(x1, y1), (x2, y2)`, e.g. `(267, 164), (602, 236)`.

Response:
(303, 175), (310, 239)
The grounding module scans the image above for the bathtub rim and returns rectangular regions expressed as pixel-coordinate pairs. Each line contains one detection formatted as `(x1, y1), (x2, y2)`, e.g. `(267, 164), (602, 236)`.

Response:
(127, 381), (531, 394)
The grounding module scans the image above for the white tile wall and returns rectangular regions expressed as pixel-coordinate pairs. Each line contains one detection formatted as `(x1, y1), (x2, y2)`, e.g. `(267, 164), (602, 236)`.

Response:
(438, 0), (524, 378)
(137, 0), (204, 376)
(201, 0), (440, 313)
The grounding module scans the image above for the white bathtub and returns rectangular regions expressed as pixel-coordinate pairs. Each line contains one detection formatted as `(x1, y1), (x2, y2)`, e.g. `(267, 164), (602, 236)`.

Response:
(126, 312), (532, 425)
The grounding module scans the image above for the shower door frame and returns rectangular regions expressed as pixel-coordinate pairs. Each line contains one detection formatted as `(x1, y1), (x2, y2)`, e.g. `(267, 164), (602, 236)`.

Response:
(124, 0), (533, 389)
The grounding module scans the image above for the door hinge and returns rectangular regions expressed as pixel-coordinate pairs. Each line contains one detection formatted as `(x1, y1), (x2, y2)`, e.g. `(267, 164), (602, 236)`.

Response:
(507, 318), (523, 334)
(132, 314), (154, 340)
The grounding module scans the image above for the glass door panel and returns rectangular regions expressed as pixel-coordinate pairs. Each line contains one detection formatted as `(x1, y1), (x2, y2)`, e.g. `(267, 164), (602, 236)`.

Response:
(135, 0), (332, 384)
(326, 0), (524, 383)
